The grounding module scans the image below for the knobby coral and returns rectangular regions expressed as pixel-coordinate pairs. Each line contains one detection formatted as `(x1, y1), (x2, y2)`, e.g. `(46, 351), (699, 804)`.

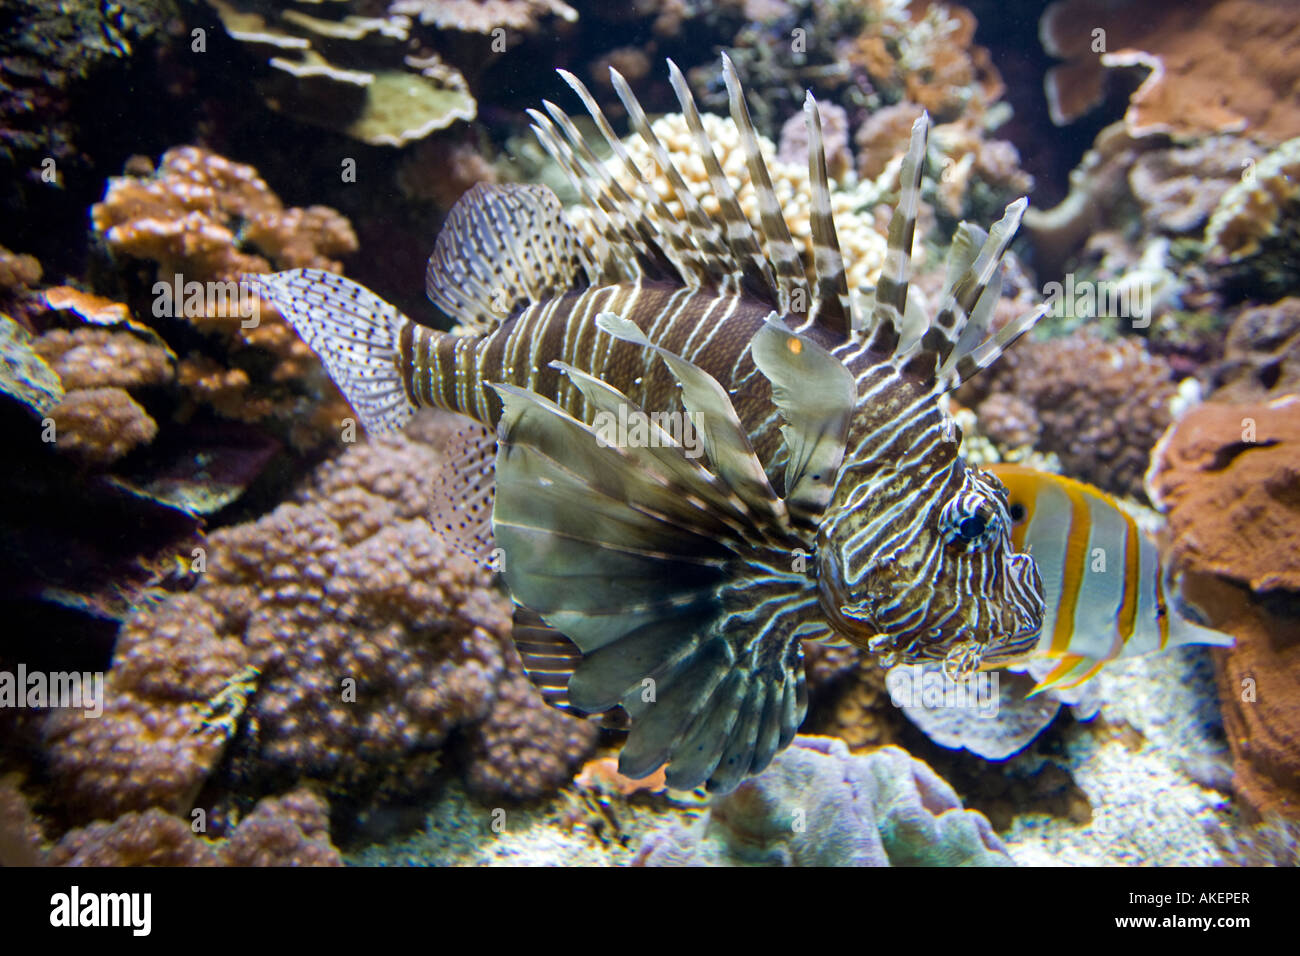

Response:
(41, 413), (596, 825)
(92, 146), (358, 448)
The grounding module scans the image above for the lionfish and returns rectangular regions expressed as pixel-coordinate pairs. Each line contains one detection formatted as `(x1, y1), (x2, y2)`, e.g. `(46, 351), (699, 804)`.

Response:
(254, 56), (1048, 793)
(988, 465), (1233, 694)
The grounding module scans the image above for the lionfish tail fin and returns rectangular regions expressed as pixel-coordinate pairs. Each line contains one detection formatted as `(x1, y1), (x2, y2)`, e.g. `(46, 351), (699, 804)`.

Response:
(250, 269), (415, 434)
(426, 182), (588, 333)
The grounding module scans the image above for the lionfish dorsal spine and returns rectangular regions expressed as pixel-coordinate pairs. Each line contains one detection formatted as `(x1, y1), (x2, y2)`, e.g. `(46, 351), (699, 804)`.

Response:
(802, 91), (852, 339)
(720, 53), (812, 321)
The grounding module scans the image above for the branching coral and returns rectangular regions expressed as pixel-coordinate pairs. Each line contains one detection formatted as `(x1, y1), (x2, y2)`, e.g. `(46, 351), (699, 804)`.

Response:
(1040, 0), (1300, 144)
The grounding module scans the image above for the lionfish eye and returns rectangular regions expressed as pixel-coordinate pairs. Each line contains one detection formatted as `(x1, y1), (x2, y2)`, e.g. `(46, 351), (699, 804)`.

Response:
(940, 493), (999, 551)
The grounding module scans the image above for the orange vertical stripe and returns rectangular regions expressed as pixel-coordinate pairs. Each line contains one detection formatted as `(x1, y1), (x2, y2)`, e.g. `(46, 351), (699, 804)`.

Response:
(1050, 480), (1090, 654)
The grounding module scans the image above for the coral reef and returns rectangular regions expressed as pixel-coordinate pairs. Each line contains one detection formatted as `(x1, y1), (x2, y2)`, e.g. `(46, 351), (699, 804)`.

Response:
(92, 146), (358, 448)
(800, 639), (899, 752)
(1025, 122), (1263, 279)
(206, 1), (477, 146)
(45, 787), (341, 866)
(1148, 395), (1300, 818)
(1206, 137), (1300, 300)
(635, 738), (1014, 866)
(41, 414), (595, 825)
(1210, 298), (1300, 402)
(964, 330), (1178, 501)
(777, 101), (851, 183)
(1040, 0), (1300, 143)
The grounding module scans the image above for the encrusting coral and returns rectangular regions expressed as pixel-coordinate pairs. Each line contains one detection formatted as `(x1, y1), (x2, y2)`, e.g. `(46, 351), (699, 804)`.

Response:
(1205, 137), (1300, 300)
(635, 737), (1014, 866)
(1040, 0), (1300, 144)
(41, 411), (596, 824)
(44, 787), (342, 866)
(1148, 395), (1300, 819)
(206, 1), (477, 146)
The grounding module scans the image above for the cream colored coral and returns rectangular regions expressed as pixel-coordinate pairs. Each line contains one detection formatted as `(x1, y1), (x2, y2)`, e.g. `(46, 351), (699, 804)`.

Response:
(1205, 136), (1300, 262)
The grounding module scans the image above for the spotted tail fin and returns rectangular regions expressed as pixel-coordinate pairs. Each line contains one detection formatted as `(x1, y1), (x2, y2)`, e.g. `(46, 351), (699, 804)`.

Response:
(251, 269), (415, 434)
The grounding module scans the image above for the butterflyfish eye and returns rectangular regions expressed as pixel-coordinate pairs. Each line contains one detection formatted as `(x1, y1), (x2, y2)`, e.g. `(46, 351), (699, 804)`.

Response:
(1008, 502), (1027, 523)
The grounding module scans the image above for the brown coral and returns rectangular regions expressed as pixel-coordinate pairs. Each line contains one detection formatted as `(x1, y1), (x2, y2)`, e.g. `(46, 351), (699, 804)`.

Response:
(969, 330), (1177, 500)
(45, 787), (342, 866)
(1148, 396), (1300, 818)
(1040, 0), (1300, 144)
(1211, 298), (1300, 402)
(92, 146), (358, 447)
(390, 0), (577, 33)
(46, 387), (158, 466)
(34, 328), (172, 391)
(43, 414), (595, 820)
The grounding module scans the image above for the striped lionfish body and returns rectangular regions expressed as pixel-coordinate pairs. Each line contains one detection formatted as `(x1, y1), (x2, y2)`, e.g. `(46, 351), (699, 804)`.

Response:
(255, 56), (1048, 792)
(989, 465), (1233, 695)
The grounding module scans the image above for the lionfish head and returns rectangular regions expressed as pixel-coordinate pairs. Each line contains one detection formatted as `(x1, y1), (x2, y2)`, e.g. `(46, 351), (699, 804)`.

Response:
(817, 449), (1044, 680)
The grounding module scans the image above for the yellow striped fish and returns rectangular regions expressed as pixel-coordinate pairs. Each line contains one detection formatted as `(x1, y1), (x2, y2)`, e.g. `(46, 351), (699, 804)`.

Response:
(988, 464), (1233, 694)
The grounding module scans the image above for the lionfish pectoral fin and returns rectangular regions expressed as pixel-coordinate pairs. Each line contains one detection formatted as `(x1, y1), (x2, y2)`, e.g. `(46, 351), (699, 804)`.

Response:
(594, 311), (789, 528)
(511, 604), (628, 730)
(488, 372), (810, 793)
(428, 419), (498, 569)
(425, 182), (589, 333)
(749, 316), (856, 519)
(249, 270), (415, 434)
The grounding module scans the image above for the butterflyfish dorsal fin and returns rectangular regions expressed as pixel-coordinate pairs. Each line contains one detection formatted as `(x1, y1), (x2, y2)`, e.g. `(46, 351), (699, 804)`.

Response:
(425, 182), (588, 333)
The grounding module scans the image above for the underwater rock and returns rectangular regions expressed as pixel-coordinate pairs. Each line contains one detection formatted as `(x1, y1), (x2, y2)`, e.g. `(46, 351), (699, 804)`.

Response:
(801, 640), (900, 752)
(635, 737), (1013, 866)
(1148, 395), (1300, 818)
(1040, 0), (1300, 143)
(0, 313), (64, 419)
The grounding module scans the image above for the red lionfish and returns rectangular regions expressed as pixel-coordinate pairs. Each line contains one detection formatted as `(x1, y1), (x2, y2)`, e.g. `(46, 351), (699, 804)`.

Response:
(253, 56), (1048, 793)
